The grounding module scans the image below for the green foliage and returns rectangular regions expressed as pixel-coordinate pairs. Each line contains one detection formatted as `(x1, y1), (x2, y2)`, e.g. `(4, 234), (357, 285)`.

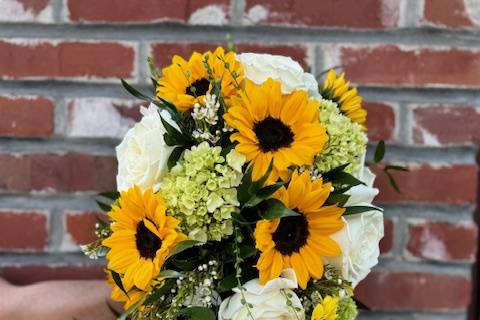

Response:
(166, 240), (202, 260)
(373, 140), (385, 163)
(343, 205), (382, 216)
(110, 270), (129, 298)
(177, 307), (216, 320)
(258, 198), (300, 220)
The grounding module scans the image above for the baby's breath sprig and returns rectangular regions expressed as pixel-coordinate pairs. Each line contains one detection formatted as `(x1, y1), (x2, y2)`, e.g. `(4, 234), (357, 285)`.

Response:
(233, 225), (255, 320)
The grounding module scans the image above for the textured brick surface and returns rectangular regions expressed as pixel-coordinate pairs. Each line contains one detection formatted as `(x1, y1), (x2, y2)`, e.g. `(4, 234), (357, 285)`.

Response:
(0, 40), (136, 80)
(67, 0), (230, 24)
(66, 98), (141, 138)
(0, 210), (48, 251)
(0, 96), (54, 137)
(64, 211), (104, 245)
(0, 1), (478, 317)
(244, 0), (400, 28)
(151, 42), (310, 70)
(0, 265), (104, 285)
(364, 101), (396, 142)
(0, 153), (117, 192)
(407, 220), (478, 262)
(356, 272), (472, 311)
(422, 0), (480, 29)
(374, 164), (477, 205)
(326, 44), (480, 87)
(413, 105), (480, 145)
(0, 0), (52, 23)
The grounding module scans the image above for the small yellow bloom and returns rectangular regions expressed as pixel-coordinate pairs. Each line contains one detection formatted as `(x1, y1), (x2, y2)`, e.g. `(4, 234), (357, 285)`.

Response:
(312, 296), (339, 320)
(157, 47), (243, 112)
(321, 69), (367, 130)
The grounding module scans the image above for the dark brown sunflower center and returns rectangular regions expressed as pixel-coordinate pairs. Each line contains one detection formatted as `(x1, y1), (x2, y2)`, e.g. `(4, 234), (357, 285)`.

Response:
(253, 117), (294, 152)
(186, 78), (210, 97)
(272, 214), (309, 255)
(135, 220), (161, 260)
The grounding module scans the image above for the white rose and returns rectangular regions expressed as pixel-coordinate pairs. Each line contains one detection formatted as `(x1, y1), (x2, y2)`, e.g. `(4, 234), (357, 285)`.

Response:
(116, 103), (179, 192)
(325, 168), (383, 288)
(219, 269), (305, 320)
(237, 53), (320, 98)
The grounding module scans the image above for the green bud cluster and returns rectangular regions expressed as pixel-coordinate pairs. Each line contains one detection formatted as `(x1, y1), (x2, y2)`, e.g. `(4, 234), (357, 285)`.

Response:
(161, 142), (245, 241)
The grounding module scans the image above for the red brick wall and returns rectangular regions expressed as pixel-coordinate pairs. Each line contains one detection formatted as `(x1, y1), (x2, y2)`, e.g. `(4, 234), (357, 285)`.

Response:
(0, 0), (478, 318)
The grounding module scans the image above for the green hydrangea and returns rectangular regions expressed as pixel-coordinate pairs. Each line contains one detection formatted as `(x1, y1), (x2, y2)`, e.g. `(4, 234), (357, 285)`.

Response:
(161, 142), (245, 242)
(315, 99), (367, 174)
(337, 297), (358, 320)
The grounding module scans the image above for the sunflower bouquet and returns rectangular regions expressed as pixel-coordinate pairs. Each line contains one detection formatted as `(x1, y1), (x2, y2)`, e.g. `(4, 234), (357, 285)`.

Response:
(83, 46), (388, 320)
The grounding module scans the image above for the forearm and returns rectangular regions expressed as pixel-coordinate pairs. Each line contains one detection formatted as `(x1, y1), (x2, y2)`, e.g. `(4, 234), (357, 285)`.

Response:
(0, 279), (120, 320)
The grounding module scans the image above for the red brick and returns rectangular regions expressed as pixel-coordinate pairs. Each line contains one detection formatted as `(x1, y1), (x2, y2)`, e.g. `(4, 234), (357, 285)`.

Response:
(64, 211), (105, 245)
(0, 0), (52, 23)
(380, 219), (394, 254)
(407, 220), (478, 262)
(0, 40), (135, 80)
(0, 210), (48, 251)
(151, 42), (309, 71)
(364, 101), (396, 141)
(0, 96), (54, 137)
(332, 45), (480, 87)
(66, 98), (141, 139)
(413, 105), (480, 145)
(245, 0), (400, 29)
(67, 0), (229, 24)
(0, 153), (117, 192)
(373, 164), (477, 205)
(16, 0), (50, 13)
(423, 0), (478, 29)
(355, 272), (472, 311)
(0, 265), (104, 285)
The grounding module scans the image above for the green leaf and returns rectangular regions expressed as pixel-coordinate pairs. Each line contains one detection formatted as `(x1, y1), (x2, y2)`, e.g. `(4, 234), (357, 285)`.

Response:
(253, 159), (274, 189)
(324, 193), (350, 207)
(166, 240), (201, 260)
(96, 200), (112, 212)
(322, 163), (350, 181)
(152, 99), (181, 124)
(99, 191), (120, 200)
(243, 182), (284, 208)
(217, 274), (237, 293)
(331, 171), (365, 187)
(343, 205), (383, 216)
(121, 79), (151, 101)
(159, 269), (181, 279)
(160, 115), (189, 146)
(167, 146), (184, 170)
(374, 140), (386, 163)
(147, 56), (160, 79)
(143, 279), (175, 305)
(178, 307), (216, 320)
(260, 198), (300, 220)
(385, 165), (409, 172)
(385, 170), (402, 193)
(110, 270), (129, 298)
(237, 165), (254, 205)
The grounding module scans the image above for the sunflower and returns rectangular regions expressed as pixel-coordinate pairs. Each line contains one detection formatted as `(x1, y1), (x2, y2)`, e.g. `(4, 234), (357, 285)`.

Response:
(156, 47), (243, 112)
(321, 69), (367, 130)
(106, 271), (148, 310)
(254, 171), (345, 289)
(312, 296), (339, 320)
(103, 186), (187, 291)
(224, 78), (327, 182)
